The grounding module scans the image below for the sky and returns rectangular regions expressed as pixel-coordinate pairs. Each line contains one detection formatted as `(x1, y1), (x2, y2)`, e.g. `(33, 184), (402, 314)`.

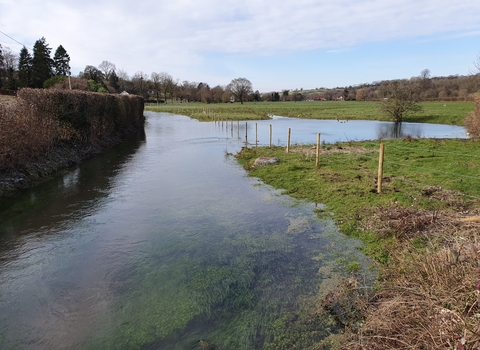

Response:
(1, 0), (480, 92)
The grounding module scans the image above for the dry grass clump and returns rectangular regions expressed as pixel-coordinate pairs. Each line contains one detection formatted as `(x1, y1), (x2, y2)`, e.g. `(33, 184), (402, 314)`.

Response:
(364, 205), (441, 239)
(334, 186), (480, 349)
(464, 97), (480, 137)
(291, 145), (375, 157)
(341, 237), (480, 350)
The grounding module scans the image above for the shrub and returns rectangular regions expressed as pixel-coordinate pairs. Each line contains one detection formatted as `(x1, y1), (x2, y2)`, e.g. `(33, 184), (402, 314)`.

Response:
(43, 75), (67, 89)
(464, 97), (480, 137)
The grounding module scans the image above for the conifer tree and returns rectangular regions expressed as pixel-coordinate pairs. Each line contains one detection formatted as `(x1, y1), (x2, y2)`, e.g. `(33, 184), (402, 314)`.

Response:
(53, 45), (70, 76)
(32, 37), (53, 88)
(109, 70), (120, 92)
(18, 46), (33, 88)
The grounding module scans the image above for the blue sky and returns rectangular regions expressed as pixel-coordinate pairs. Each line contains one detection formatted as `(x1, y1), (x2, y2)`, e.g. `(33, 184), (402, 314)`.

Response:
(1, 0), (480, 92)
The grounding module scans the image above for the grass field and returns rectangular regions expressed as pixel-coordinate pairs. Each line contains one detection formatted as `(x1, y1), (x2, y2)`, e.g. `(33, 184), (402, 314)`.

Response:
(145, 100), (475, 125)
(236, 137), (480, 348)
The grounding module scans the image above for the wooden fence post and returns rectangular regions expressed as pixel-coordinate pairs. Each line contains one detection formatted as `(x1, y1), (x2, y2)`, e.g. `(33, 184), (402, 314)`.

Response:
(316, 133), (321, 167)
(286, 128), (291, 153)
(245, 122), (248, 141)
(255, 123), (258, 148)
(269, 124), (272, 148)
(377, 143), (385, 194)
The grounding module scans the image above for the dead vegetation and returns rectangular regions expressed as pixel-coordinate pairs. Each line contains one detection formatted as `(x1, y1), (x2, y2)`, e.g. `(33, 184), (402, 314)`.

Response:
(322, 188), (480, 349)
(465, 96), (480, 137)
(291, 145), (376, 157)
(0, 88), (144, 196)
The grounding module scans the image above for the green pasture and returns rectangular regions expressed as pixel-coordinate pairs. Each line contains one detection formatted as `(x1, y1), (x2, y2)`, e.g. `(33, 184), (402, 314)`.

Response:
(236, 138), (480, 263)
(145, 101), (475, 125)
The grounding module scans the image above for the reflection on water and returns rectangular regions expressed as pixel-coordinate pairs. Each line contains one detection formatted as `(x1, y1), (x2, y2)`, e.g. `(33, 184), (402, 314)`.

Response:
(249, 116), (468, 145)
(2, 113), (464, 349)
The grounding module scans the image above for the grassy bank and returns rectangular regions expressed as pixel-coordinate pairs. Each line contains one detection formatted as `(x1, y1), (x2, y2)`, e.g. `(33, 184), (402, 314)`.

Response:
(236, 138), (480, 349)
(146, 101), (475, 125)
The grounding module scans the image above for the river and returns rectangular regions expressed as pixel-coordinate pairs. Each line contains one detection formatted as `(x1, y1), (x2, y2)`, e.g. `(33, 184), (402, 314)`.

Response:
(0, 112), (466, 349)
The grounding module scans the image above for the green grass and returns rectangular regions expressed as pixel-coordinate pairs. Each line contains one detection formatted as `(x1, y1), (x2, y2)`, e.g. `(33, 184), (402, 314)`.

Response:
(145, 101), (475, 125)
(236, 138), (480, 263)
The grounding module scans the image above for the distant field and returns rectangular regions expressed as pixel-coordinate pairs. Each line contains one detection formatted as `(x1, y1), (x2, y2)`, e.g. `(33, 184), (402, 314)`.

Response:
(145, 101), (475, 125)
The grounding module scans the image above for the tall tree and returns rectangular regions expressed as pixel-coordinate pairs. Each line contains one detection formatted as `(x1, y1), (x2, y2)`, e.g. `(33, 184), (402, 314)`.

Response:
(380, 81), (422, 123)
(18, 46), (33, 87)
(98, 60), (116, 80)
(158, 72), (174, 103)
(32, 37), (53, 88)
(228, 77), (253, 104)
(132, 71), (149, 98)
(108, 70), (120, 92)
(53, 45), (70, 76)
(80, 65), (104, 82)
(1, 46), (18, 89)
(116, 69), (130, 92)
(150, 72), (162, 102)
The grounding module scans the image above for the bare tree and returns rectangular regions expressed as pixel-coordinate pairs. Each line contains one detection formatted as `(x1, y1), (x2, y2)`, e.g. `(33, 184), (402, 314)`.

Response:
(178, 80), (198, 102)
(228, 77), (253, 104)
(211, 85), (226, 103)
(116, 69), (130, 92)
(132, 71), (149, 98)
(356, 88), (367, 101)
(469, 54), (480, 92)
(156, 72), (175, 103)
(380, 81), (422, 123)
(151, 72), (162, 103)
(98, 61), (116, 80)
(197, 82), (212, 103)
(1, 46), (18, 89)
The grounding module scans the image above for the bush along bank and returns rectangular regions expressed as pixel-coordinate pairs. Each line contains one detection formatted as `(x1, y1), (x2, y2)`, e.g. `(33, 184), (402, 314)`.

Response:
(0, 88), (145, 197)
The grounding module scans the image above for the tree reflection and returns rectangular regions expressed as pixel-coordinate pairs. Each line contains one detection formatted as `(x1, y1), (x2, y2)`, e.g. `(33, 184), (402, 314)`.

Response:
(376, 122), (422, 139)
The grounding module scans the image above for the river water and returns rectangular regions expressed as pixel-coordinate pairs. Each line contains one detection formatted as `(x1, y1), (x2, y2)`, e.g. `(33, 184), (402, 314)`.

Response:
(0, 112), (467, 349)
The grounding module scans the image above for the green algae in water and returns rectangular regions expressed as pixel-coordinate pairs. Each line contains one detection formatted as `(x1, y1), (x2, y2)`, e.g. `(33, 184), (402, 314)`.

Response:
(85, 183), (373, 350)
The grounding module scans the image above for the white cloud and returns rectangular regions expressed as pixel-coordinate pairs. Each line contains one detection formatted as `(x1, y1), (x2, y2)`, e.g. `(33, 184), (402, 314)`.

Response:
(1, 0), (479, 87)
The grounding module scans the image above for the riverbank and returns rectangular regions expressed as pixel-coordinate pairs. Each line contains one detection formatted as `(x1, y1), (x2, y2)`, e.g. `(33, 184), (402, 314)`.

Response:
(0, 89), (144, 197)
(236, 137), (480, 349)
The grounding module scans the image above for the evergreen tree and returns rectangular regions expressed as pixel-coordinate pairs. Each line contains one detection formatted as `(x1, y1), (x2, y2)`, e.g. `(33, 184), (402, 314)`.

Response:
(109, 70), (120, 91)
(53, 45), (70, 76)
(18, 46), (33, 88)
(32, 37), (53, 88)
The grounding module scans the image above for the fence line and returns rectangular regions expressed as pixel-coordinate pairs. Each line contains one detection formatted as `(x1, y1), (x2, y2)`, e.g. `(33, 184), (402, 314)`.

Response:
(213, 122), (479, 198)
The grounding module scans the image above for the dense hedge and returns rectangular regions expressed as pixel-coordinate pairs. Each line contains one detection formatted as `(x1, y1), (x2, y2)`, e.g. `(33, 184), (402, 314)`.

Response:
(1, 88), (144, 170)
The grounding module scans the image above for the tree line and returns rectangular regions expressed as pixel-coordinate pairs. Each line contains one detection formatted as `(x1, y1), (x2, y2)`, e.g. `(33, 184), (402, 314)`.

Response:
(0, 37), (70, 90)
(1, 38), (479, 106)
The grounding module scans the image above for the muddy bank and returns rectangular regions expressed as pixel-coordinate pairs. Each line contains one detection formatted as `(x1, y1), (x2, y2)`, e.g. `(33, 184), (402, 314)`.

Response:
(0, 134), (140, 197)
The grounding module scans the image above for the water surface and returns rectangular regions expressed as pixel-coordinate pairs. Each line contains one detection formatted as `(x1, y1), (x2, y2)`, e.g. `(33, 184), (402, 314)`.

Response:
(1, 113), (463, 349)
